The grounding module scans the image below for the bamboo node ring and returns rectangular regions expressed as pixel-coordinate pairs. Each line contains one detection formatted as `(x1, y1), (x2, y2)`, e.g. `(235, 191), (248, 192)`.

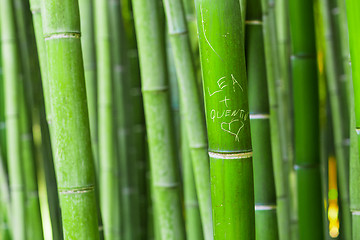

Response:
(208, 151), (253, 159)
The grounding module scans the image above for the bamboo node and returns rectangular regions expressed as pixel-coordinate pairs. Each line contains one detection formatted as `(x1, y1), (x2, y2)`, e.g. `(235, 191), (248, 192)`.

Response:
(45, 33), (81, 41)
(154, 182), (179, 188)
(59, 185), (95, 195)
(169, 29), (188, 36)
(31, 8), (41, 14)
(249, 114), (270, 119)
(255, 205), (277, 211)
(208, 151), (253, 159)
(352, 211), (360, 216)
(245, 20), (263, 25)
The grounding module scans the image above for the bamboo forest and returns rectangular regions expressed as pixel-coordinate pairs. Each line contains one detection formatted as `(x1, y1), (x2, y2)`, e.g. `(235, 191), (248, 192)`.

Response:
(1, 0), (360, 239)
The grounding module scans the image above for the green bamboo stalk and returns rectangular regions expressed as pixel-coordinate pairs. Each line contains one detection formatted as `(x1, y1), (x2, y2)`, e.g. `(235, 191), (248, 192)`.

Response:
(181, 108), (203, 240)
(273, 2), (298, 237)
(94, 0), (121, 238)
(162, 1), (213, 239)
(42, 0), (100, 238)
(13, 2), (44, 237)
(19, 83), (43, 240)
(350, 78), (360, 239)
(28, 0), (62, 238)
(261, 1), (292, 239)
(246, 1), (279, 239)
(195, 0), (254, 239)
(132, 0), (186, 238)
(120, 2), (147, 238)
(0, 0), (26, 238)
(289, 0), (324, 239)
(0, 148), (11, 240)
(79, 0), (98, 171)
(318, 0), (351, 238)
(108, 0), (139, 239)
(0, 28), (6, 172)
(346, 0), (360, 238)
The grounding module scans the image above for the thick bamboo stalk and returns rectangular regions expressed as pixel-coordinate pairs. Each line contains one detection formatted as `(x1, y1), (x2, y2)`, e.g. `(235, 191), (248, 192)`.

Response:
(28, 0), (62, 238)
(42, 0), (100, 238)
(79, 0), (98, 171)
(195, 0), (254, 239)
(0, 0), (26, 238)
(94, 0), (121, 238)
(261, 1), (292, 239)
(318, 0), (351, 238)
(289, 0), (324, 239)
(132, 0), (186, 238)
(162, 1), (213, 239)
(246, 1), (279, 239)
(346, 0), (360, 237)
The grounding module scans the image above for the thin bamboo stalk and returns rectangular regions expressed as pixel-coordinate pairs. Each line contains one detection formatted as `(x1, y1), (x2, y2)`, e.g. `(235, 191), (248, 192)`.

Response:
(318, 0), (351, 238)
(79, 0), (98, 171)
(350, 78), (360, 239)
(132, 0), (186, 238)
(42, 0), (100, 238)
(273, 2), (298, 237)
(261, 1), (292, 239)
(0, 149), (11, 240)
(19, 83), (43, 240)
(346, 0), (360, 237)
(181, 108), (203, 240)
(162, 1), (213, 239)
(28, 0), (62, 238)
(289, 0), (324, 239)
(94, 0), (121, 238)
(120, 2), (147, 237)
(246, 0), (279, 239)
(195, 0), (254, 239)
(13, 1), (43, 237)
(0, 0), (26, 238)
(108, 0), (138, 238)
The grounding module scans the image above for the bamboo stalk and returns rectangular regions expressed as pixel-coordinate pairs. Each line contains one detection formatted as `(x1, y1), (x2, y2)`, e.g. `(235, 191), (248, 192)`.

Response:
(28, 0), (62, 238)
(195, 0), (255, 238)
(79, 0), (98, 172)
(0, 0), (26, 238)
(261, 1), (292, 239)
(132, 0), (186, 238)
(120, 2), (147, 238)
(94, 0), (121, 238)
(181, 108), (203, 240)
(289, 0), (324, 239)
(318, 0), (351, 238)
(346, 0), (360, 238)
(108, 0), (138, 238)
(162, 1), (213, 239)
(0, 149), (11, 240)
(13, 1), (43, 237)
(246, 0), (279, 239)
(19, 82), (43, 240)
(42, 0), (100, 238)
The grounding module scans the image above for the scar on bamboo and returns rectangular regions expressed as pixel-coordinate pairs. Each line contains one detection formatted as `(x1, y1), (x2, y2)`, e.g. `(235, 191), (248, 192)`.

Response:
(208, 76), (227, 97)
(231, 74), (243, 92)
(200, 5), (223, 61)
(221, 119), (244, 142)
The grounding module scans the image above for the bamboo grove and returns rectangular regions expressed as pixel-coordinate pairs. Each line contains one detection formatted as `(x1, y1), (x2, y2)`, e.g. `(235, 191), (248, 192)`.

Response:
(0, 0), (360, 239)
